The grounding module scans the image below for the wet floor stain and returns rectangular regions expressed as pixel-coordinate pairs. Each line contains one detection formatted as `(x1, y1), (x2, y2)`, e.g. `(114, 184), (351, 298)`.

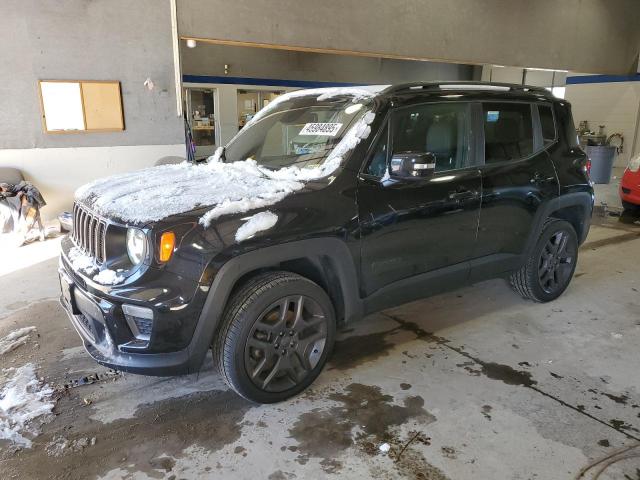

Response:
(610, 419), (640, 433)
(288, 383), (436, 474)
(582, 232), (640, 250)
(268, 470), (296, 480)
(603, 392), (630, 405)
(1, 389), (253, 479)
(481, 405), (493, 421)
(330, 329), (396, 370)
(481, 362), (537, 387)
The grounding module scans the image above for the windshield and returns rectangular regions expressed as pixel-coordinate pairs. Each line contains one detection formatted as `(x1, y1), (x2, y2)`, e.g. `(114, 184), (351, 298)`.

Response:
(224, 96), (370, 170)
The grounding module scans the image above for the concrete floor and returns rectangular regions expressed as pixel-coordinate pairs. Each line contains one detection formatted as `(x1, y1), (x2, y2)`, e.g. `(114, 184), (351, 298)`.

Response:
(1, 211), (639, 479)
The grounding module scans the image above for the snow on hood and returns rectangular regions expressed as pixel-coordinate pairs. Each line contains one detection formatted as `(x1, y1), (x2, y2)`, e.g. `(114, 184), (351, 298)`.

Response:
(0, 363), (55, 447)
(75, 159), (304, 225)
(75, 105), (377, 227)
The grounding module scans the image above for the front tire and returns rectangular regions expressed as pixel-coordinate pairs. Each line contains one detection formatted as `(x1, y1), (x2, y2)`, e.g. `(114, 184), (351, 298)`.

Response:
(510, 219), (578, 302)
(213, 271), (335, 403)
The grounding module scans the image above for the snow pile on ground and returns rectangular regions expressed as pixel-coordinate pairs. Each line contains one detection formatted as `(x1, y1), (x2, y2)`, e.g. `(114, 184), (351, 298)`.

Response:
(235, 211), (278, 242)
(0, 327), (37, 355)
(68, 247), (96, 275)
(92, 269), (125, 285)
(0, 363), (55, 448)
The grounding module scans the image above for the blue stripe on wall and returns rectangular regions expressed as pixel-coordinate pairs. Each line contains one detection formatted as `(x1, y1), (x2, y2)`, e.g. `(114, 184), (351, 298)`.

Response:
(566, 74), (640, 85)
(182, 75), (365, 88)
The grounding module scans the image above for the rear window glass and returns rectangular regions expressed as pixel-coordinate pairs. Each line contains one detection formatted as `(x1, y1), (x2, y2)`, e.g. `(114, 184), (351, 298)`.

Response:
(482, 102), (533, 163)
(538, 105), (556, 145)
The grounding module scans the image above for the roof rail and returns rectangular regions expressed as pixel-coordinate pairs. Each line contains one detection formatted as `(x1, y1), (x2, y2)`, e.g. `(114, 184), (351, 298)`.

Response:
(386, 81), (553, 97)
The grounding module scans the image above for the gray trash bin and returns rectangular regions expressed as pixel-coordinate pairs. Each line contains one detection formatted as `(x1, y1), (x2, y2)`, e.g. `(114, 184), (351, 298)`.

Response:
(585, 145), (617, 184)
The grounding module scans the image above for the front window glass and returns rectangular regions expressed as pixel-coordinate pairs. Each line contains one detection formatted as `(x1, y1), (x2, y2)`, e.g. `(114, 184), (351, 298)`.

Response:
(391, 103), (470, 172)
(364, 124), (388, 177)
(224, 96), (368, 171)
(483, 102), (533, 163)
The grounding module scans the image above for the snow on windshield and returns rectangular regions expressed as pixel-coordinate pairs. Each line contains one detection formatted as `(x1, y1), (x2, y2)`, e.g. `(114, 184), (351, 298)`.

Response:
(75, 86), (381, 226)
(239, 85), (386, 134)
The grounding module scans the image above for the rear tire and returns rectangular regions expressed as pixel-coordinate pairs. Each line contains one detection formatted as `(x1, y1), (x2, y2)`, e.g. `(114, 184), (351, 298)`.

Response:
(213, 271), (335, 403)
(510, 219), (578, 302)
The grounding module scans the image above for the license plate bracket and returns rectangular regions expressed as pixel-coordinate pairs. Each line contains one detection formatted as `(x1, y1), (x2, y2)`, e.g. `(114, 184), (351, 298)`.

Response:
(60, 273), (79, 315)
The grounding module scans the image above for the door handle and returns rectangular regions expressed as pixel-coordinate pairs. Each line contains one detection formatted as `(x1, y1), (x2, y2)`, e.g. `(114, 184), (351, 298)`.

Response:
(448, 189), (479, 201)
(530, 172), (555, 185)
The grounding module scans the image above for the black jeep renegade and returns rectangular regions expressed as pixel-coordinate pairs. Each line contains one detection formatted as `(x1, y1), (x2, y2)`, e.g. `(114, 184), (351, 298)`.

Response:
(59, 82), (593, 403)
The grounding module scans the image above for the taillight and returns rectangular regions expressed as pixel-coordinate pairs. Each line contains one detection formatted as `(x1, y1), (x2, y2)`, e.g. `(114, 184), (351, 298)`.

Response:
(585, 158), (592, 177)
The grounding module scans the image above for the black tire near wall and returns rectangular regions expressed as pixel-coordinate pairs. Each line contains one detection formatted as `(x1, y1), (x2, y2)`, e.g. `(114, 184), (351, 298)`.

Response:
(510, 219), (579, 303)
(213, 271), (336, 403)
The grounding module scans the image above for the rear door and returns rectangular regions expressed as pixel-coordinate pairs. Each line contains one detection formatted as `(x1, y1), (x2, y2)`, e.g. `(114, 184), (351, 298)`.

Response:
(471, 101), (558, 278)
(357, 101), (481, 298)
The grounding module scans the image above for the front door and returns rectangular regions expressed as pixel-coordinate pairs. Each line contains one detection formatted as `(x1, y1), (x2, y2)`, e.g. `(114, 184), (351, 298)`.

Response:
(357, 101), (481, 300)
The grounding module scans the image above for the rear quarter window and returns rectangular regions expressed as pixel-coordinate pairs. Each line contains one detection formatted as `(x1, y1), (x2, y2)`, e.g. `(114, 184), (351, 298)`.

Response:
(538, 105), (556, 145)
(557, 103), (579, 148)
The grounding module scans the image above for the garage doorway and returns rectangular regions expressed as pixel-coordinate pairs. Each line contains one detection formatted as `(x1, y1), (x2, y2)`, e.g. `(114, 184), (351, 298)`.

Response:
(184, 87), (218, 160)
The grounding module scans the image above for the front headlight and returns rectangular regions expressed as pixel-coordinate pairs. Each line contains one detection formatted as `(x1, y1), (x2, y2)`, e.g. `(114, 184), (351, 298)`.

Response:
(126, 228), (146, 265)
(628, 154), (640, 173)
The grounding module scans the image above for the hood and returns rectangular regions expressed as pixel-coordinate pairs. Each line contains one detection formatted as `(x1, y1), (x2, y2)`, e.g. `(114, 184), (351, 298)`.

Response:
(74, 159), (331, 227)
(74, 107), (376, 227)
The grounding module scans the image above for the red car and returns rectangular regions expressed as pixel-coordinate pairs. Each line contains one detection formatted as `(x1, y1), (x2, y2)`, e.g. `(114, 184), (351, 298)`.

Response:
(620, 154), (640, 210)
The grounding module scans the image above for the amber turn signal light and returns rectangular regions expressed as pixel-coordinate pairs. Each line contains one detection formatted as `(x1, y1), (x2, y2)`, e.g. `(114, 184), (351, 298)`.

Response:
(159, 231), (175, 262)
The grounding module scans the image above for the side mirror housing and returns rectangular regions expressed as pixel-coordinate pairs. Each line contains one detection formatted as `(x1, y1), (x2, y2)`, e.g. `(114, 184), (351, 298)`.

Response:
(390, 152), (436, 179)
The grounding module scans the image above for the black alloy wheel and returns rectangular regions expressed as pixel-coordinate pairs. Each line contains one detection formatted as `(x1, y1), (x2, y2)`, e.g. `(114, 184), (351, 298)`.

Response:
(537, 229), (576, 294)
(214, 271), (335, 403)
(244, 295), (328, 392)
(510, 219), (579, 302)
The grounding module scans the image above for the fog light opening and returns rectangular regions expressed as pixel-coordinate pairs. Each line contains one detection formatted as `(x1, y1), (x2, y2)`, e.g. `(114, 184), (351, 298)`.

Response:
(122, 304), (153, 342)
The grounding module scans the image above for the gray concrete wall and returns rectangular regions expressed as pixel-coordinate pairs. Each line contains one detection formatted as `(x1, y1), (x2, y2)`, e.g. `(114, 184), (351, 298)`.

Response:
(182, 44), (475, 146)
(0, 0), (185, 220)
(0, 0), (183, 150)
(178, 0), (640, 76)
(181, 43), (475, 84)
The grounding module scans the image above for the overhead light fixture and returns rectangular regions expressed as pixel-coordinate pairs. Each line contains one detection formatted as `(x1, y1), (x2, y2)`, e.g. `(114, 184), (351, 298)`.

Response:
(186, 39), (197, 48)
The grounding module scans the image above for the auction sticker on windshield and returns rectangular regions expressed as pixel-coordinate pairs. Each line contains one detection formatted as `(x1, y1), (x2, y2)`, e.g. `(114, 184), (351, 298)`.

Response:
(299, 123), (342, 136)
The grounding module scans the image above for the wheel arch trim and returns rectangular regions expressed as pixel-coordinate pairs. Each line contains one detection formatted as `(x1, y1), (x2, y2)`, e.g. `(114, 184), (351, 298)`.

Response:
(185, 238), (362, 372)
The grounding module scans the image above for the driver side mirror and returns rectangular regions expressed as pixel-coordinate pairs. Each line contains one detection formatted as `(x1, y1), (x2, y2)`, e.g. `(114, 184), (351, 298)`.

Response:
(390, 152), (437, 179)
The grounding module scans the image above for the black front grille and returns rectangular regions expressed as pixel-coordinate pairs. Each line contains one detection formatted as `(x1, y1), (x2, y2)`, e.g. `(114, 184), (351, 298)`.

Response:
(72, 203), (108, 263)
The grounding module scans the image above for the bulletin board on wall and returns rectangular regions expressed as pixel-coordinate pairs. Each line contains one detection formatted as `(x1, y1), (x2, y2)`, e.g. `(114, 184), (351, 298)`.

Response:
(38, 80), (125, 133)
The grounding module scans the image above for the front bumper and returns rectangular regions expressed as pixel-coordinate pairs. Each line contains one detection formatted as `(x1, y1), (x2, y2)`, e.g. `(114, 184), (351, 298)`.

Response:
(58, 240), (209, 376)
(620, 171), (640, 207)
